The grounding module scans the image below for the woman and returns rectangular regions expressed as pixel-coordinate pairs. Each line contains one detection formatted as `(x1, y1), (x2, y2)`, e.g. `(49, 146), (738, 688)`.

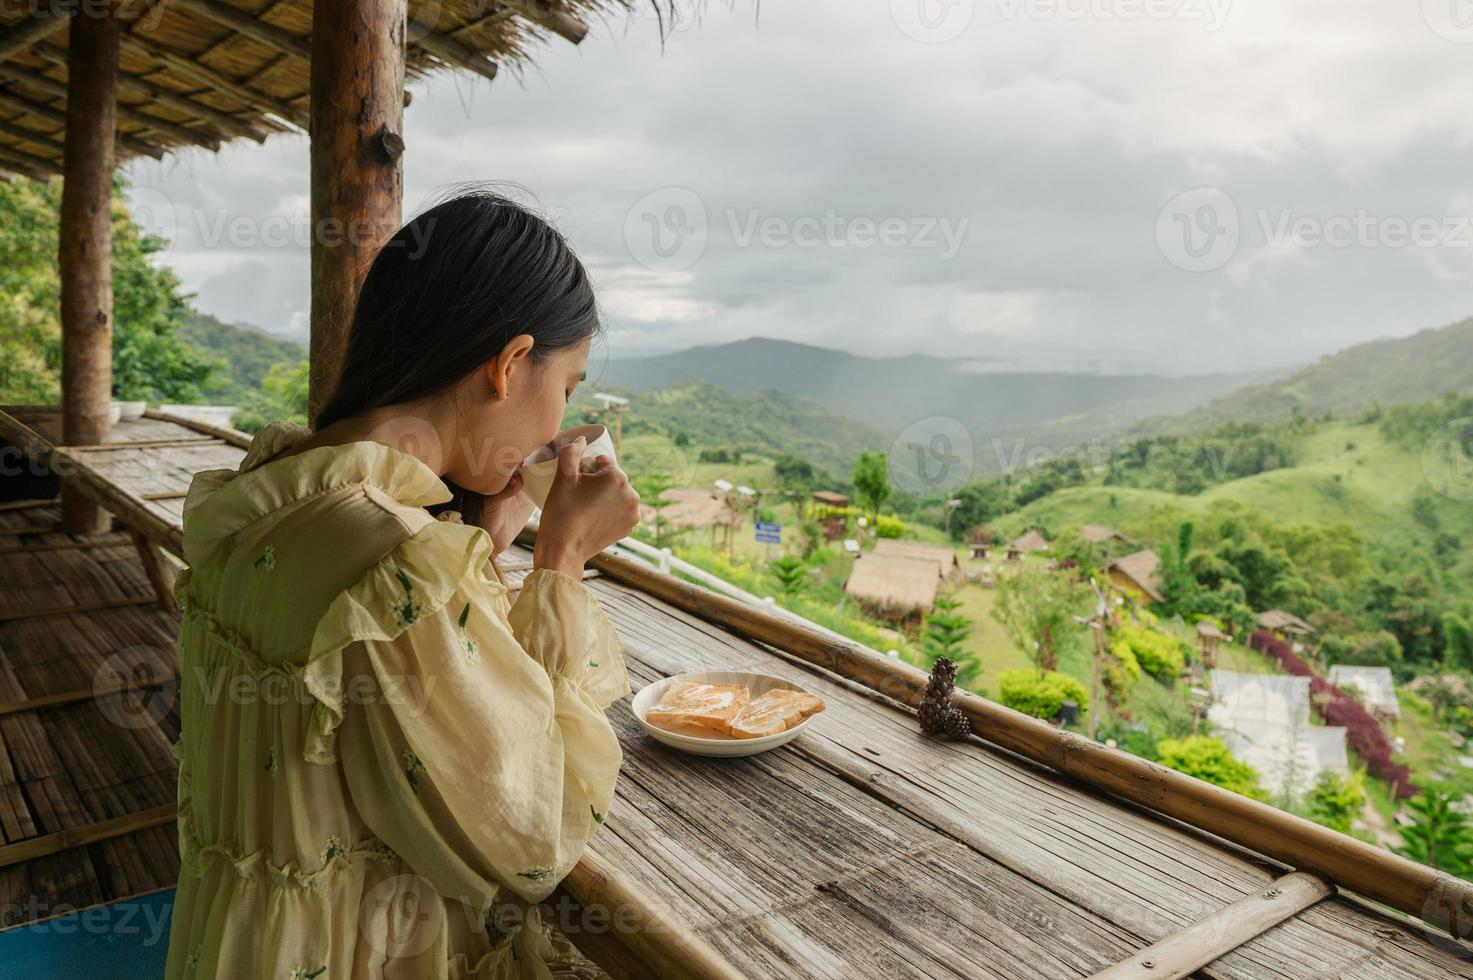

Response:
(164, 189), (641, 980)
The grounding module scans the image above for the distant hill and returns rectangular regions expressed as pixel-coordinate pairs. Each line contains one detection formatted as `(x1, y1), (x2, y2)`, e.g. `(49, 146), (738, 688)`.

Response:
(571, 380), (889, 480)
(177, 312), (306, 402)
(1140, 316), (1473, 434)
(595, 337), (1273, 472)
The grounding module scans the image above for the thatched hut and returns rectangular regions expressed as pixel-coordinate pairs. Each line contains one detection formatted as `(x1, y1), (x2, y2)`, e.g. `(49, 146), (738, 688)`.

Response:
(1005, 529), (1049, 561)
(843, 553), (940, 620)
(1106, 548), (1165, 605)
(1258, 609), (1317, 639)
(872, 538), (963, 585)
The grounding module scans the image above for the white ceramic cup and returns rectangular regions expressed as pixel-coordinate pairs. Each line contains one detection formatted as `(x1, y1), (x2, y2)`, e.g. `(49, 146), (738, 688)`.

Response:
(518, 423), (618, 509)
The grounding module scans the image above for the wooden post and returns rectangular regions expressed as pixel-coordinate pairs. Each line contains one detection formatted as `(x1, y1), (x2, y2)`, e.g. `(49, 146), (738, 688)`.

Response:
(59, 6), (120, 535)
(308, 0), (407, 423)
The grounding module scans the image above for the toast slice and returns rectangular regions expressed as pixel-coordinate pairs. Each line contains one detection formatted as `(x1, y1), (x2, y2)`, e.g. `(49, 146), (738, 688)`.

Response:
(645, 682), (749, 734)
(728, 688), (826, 739)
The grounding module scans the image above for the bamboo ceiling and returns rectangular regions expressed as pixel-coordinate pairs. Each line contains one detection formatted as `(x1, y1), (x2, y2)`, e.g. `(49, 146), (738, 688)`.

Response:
(0, 0), (650, 180)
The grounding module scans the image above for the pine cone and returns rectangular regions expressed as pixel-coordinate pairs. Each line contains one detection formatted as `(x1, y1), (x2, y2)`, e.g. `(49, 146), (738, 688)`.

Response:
(919, 657), (961, 736)
(941, 705), (972, 740)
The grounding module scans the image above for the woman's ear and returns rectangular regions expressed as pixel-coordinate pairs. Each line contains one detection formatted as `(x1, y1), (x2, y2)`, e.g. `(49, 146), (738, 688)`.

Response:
(486, 334), (536, 400)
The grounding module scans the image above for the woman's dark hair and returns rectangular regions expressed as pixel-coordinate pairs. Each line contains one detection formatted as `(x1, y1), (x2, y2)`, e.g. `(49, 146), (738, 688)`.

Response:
(315, 186), (600, 432)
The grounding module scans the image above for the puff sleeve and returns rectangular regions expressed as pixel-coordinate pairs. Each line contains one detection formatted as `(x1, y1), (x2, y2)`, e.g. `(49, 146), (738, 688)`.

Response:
(334, 524), (629, 908)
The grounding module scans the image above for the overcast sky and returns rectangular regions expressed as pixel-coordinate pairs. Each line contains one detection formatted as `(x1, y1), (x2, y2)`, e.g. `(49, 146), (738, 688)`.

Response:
(123, 0), (1473, 376)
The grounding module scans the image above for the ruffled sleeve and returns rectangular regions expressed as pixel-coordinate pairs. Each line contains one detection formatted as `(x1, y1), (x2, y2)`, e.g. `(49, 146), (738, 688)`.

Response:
(326, 520), (628, 907)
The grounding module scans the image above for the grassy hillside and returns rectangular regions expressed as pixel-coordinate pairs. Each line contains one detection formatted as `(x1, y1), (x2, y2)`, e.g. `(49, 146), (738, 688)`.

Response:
(998, 412), (1473, 601)
(1139, 316), (1473, 434)
(176, 311), (306, 402)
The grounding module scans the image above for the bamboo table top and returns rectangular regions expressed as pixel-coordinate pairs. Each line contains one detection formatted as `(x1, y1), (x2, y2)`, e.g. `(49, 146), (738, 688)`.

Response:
(0, 404), (1469, 976)
(496, 546), (1473, 979)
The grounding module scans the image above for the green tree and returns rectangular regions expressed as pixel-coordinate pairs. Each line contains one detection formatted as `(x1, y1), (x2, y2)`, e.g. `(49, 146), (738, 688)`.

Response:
(1154, 736), (1267, 801)
(0, 175), (220, 403)
(1393, 785), (1473, 878)
(1305, 770), (1366, 835)
(851, 451), (890, 527)
(922, 593), (973, 669)
(992, 561), (1086, 672)
(1444, 613), (1473, 671)
(767, 555), (808, 597)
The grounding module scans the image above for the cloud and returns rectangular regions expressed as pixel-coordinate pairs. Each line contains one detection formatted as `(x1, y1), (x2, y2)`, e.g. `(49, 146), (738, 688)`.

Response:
(125, 0), (1473, 373)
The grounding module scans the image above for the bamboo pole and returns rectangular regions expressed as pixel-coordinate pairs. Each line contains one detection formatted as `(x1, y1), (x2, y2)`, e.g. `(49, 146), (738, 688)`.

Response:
(308, 0), (406, 421)
(1088, 872), (1333, 979)
(0, 10), (71, 61)
(58, 7), (119, 536)
(143, 408), (253, 448)
(514, 525), (1473, 930)
(559, 849), (746, 980)
(0, 804), (177, 869)
(0, 64), (222, 151)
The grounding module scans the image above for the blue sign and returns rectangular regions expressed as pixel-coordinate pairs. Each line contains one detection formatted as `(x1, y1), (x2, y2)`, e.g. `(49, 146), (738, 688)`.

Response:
(755, 520), (781, 533)
(755, 531), (781, 544)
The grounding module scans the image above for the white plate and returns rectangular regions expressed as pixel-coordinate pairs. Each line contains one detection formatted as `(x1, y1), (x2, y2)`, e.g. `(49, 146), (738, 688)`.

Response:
(631, 670), (822, 757)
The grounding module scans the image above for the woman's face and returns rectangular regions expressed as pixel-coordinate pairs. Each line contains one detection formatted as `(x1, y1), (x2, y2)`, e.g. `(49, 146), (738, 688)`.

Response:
(449, 335), (590, 495)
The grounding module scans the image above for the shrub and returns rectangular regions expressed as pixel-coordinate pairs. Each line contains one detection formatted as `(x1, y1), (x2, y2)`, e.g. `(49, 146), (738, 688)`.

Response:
(1112, 624), (1186, 683)
(875, 514), (907, 539)
(1250, 630), (1416, 799)
(998, 669), (1090, 720)
(1155, 736), (1267, 800)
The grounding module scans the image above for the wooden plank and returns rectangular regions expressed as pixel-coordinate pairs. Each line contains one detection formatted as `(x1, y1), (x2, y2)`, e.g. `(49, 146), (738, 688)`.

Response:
(0, 596), (155, 623)
(128, 529), (178, 612)
(69, 437), (216, 450)
(0, 673), (175, 720)
(0, 804), (176, 869)
(1088, 873), (1334, 980)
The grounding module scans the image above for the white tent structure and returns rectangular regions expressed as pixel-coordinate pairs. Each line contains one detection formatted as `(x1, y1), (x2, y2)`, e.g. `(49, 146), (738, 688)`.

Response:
(1328, 665), (1401, 723)
(1208, 670), (1349, 804)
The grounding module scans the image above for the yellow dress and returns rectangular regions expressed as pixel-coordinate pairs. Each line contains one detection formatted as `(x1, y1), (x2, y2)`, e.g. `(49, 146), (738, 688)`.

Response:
(164, 421), (629, 980)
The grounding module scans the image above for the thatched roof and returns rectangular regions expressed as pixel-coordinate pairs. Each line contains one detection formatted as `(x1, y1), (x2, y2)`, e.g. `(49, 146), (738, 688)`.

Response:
(844, 553), (939, 615)
(638, 487), (738, 531)
(1196, 619), (1231, 642)
(0, 1), (656, 178)
(1107, 548), (1164, 604)
(1008, 529), (1049, 553)
(1257, 609), (1316, 636)
(1079, 522), (1128, 544)
(872, 538), (956, 579)
(810, 490), (849, 506)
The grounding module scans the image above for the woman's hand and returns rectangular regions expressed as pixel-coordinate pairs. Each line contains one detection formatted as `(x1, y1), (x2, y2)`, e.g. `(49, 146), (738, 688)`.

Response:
(533, 436), (641, 577)
(476, 469), (539, 555)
